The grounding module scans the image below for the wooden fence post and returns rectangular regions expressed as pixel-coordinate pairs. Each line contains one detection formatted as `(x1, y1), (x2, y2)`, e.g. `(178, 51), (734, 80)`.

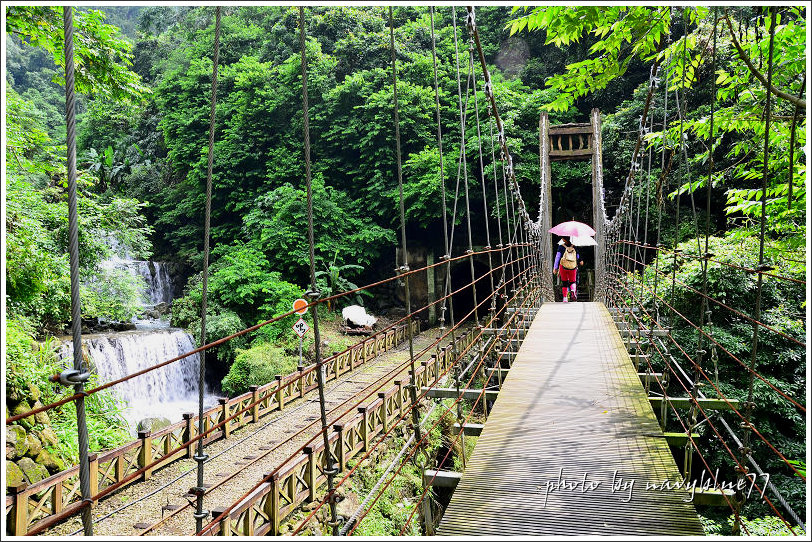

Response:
(211, 506), (228, 536)
(183, 412), (195, 459)
(395, 380), (405, 416)
(303, 447), (316, 502)
(138, 430), (153, 480)
(9, 483), (29, 535)
(275, 375), (284, 411)
(378, 393), (389, 433)
(52, 480), (63, 515)
(358, 407), (369, 451)
(219, 397), (231, 439)
(333, 424), (345, 471)
(88, 453), (99, 497)
(249, 385), (260, 423)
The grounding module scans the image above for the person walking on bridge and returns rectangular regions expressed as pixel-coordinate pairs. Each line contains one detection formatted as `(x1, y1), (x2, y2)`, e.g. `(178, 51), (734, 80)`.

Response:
(553, 237), (583, 302)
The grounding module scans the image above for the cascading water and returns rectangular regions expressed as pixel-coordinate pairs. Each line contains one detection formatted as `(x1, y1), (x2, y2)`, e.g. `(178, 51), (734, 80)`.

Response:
(64, 330), (215, 434)
(69, 236), (214, 434)
(134, 260), (173, 307)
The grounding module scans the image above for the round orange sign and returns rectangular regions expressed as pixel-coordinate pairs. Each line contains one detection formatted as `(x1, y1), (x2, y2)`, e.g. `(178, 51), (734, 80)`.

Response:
(293, 298), (308, 315)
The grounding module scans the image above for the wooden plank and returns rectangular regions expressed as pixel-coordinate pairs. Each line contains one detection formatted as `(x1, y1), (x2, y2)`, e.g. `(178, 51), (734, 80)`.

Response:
(620, 329), (671, 337)
(548, 123), (592, 135)
(691, 488), (736, 507)
(637, 372), (663, 384)
(420, 387), (499, 401)
(438, 302), (704, 536)
(662, 432), (700, 447)
(452, 423), (484, 436)
(423, 470), (462, 488)
(550, 148), (593, 157)
(649, 397), (740, 411)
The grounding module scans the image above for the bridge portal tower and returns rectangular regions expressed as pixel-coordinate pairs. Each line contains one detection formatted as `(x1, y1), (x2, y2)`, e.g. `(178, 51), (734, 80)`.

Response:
(539, 109), (606, 301)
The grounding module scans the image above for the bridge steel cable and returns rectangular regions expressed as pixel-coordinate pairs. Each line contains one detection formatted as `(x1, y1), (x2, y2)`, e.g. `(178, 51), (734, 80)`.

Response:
(452, 8), (481, 324)
(736, 7), (778, 534)
(608, 258), (805, 528)
(299, 6), (341, 535)
(388, 4), (429, 533)
(613, 252), (807, 480)
(193, 6), (220, 533)
(429, 5), (467, 471)
(60, 6), (94, 536)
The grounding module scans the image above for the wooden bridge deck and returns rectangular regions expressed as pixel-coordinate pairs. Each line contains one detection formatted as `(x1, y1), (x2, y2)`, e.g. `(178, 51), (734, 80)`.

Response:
(437, 302), (704, 536)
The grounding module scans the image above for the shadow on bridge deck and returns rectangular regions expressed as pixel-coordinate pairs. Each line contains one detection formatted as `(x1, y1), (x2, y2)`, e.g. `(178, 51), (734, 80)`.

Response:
(437, 302), (704, 536)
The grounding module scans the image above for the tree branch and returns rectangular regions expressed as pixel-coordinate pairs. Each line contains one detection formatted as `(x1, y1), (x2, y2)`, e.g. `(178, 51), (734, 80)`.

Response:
(723, 11), (806, 109)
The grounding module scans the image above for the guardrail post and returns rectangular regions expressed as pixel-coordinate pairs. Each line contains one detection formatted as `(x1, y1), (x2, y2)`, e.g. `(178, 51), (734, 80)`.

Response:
(88, 453), (99, 497)
(9, 483), (28, 535)
(183, 412), (195, 459)
(219, 397), (231, 438)
(333, 424), (346, 471)
(303, 447), (316, 502)
(138, 430), (153, 480)
(249, 385), (260, 423)
(267, 474), (281, 535)
(52, 480), (63, 515)
(358, 407), (369, 451)
(275, 375), (284, 410)
(378, 392), (389, 433)
(395, 381), (405, 416)
(211, 507), (229, 536)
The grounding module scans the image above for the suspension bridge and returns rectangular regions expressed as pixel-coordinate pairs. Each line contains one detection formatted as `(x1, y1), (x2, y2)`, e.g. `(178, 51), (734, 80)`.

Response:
(5, 6), (805, 538)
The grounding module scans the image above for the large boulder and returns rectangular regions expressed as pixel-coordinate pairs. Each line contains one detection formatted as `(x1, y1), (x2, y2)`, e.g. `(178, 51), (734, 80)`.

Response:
(36, 449), (66, 474)
(17, 457), (49, 485)
(137, 417), (172, 433)
(154, 302), (170, 315)
(25, 433), (42, 457)
(110, 321), (137, 332)
(6, 425), (28, 460)
(6, 461), (26, 488)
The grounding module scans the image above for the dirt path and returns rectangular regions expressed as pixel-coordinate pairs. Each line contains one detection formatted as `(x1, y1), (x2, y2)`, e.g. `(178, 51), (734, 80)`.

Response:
(45, 328), (443, 537)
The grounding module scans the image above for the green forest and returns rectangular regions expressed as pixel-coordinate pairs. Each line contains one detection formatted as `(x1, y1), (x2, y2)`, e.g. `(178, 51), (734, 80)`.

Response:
(4, 4), (806, 536)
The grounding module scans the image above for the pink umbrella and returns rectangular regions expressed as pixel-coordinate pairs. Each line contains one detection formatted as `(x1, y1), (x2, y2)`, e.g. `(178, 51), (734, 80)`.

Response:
(548, 220), (596, 237)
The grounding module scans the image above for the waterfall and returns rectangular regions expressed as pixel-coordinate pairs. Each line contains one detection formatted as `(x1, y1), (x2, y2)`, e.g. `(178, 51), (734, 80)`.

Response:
(64, 330), (214, 433)
(134, 261), (173, 306)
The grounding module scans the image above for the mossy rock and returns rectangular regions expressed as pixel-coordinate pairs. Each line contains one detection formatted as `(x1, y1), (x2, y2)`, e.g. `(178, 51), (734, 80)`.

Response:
(36, 449), (66, 474)
(25, 433), (43, 457)
(10, 401), (33, 430)
(36, 427), (58, 448)
(27, 383), (42, 402)
(6, 425), (28, 460)
(17, 457), (49, 485)
(6, 461), (26, 488)
(32, 400), (50, 425)
(136, 417), (172, 433)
